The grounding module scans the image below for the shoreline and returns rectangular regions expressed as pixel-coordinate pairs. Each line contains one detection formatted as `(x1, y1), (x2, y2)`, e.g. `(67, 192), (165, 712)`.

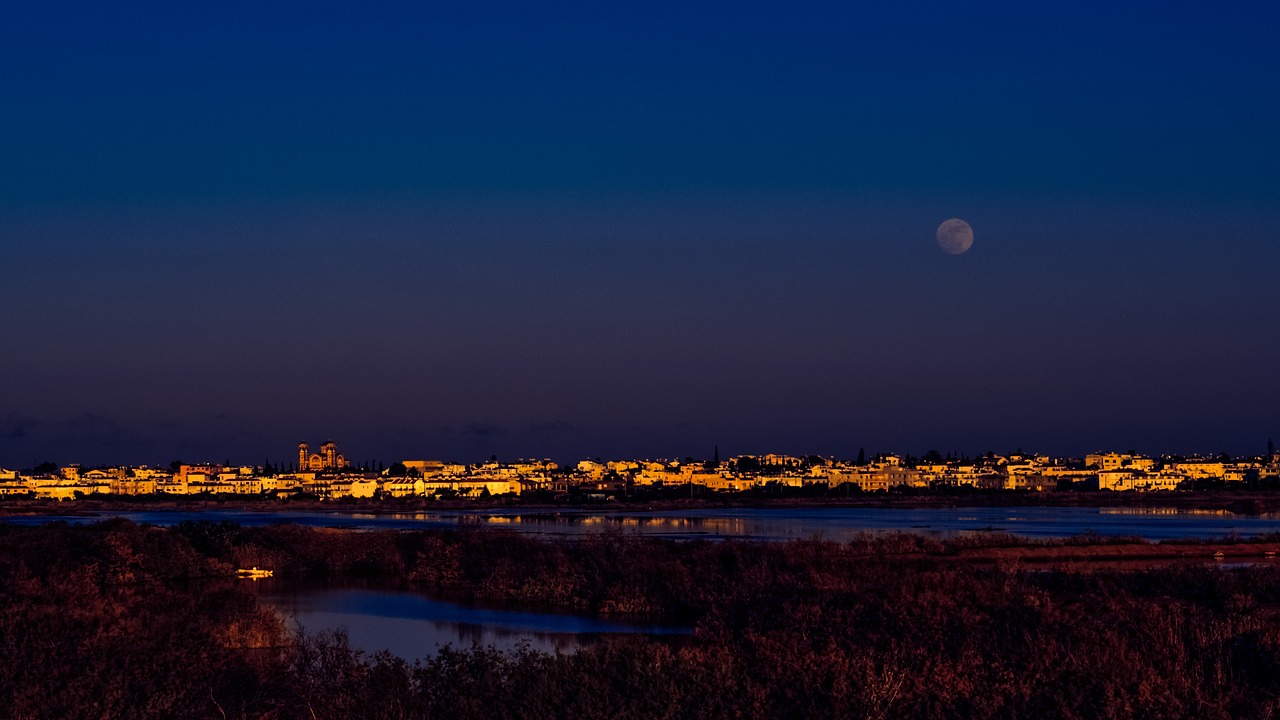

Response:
(5, 489), (1280, 517)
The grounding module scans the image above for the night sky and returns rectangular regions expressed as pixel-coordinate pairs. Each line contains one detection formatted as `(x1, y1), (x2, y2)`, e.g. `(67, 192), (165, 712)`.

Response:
(2, 1), (1278, 467)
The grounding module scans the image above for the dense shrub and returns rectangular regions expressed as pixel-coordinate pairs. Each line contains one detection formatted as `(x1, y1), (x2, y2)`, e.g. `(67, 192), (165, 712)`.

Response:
(3, 520), (1280, 718)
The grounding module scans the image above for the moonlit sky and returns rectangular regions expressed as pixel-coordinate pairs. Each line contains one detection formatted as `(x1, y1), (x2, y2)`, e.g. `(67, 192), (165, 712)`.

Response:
(2, 1), (1278, 467)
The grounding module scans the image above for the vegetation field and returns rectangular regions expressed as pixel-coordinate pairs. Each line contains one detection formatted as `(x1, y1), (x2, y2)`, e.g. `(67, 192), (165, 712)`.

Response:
(3, 520), (1280, 718)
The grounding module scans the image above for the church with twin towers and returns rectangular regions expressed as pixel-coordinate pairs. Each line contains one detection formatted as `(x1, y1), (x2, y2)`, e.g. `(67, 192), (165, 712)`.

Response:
(298, 440), (347, 472)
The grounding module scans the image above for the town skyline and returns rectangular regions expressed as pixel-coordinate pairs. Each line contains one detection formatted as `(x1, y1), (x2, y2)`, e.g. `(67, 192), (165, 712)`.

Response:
(6, 444), (1280, 501)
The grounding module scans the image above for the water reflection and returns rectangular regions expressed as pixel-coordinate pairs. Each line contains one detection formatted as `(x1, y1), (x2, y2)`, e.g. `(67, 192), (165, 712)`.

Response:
(253, 580), (687, 661)
(1099, 507), (1229, 516)
(8, 506), (1280, 540)
(348, 507), (1280, 540)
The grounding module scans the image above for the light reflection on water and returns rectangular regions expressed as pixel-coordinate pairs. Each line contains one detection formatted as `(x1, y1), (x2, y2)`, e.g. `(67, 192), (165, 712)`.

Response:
(7, 506), (1280, 540)
(329, 507), (1280, 540)
(1098, 507), (1229, 516)
(253, 581), (686, 661)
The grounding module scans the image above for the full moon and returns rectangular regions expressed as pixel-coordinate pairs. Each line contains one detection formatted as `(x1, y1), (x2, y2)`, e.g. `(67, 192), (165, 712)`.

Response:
(936, 218), (974, 255)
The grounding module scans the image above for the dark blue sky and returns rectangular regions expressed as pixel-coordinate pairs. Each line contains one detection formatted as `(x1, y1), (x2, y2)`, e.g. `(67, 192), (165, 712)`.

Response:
(2, 1), (1277, 466)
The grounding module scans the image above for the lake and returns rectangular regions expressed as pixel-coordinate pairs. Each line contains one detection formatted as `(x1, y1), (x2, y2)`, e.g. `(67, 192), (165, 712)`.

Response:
(249, 579), (686, 660)
(6, 505), (1280, 540)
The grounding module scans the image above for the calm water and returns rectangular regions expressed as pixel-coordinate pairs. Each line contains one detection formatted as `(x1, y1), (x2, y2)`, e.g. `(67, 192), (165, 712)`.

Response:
(251, 580), (686, 660)
(7, 505), (1280, 540)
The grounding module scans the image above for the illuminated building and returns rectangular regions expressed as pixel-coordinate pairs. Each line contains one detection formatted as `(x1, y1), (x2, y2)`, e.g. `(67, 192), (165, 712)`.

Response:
(297, 440), (347, 472)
